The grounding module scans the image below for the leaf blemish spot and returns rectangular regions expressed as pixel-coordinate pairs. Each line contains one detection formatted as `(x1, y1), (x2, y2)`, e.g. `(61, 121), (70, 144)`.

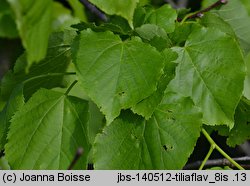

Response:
(163, 145), (167, 151)
(163, 145), (174, 151)
(118, 91), (125, 96)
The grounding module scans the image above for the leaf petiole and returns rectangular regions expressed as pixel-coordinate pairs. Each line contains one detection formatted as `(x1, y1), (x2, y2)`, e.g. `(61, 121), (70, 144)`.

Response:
(201, 128), (244, 170)
(199, 144), (215, 170)
(65, 80), (78, 96)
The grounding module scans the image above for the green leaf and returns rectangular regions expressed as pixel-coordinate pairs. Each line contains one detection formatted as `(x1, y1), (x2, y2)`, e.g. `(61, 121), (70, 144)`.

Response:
(7, 0), (53, 67)
(88, 0), (139, 27)
(0, 30), (76, 100)
(0, 0), (18, 38)
(139, 0), (150, 6)
(71, 22), (129, 36)
(5, 89), (90, 169)
(131, 49), (177, 119)
(135, 24), (172, 51)
(52, 2), (80, 31)
(108, 15), (132, 33)
(244, 52), (250, 100)
(199, 13), (236, 39)
(0, 84), (24, 150)
(169, 22), (201, 47)
(202, 0), (215, 8)
(88, 102), (105, 145)
(145, 4), (177, 33)
(72, 29), (164, 123)
(210, 0), (250, 54)
(168, 27), (245, 128)
(93, 92), (202, 169)
(68, 0), (87, 22)
(133, 6), (147, 28)
(241, 0), (250, 15)
(0, 98), (5, 111)
(226, 99), (250, 147)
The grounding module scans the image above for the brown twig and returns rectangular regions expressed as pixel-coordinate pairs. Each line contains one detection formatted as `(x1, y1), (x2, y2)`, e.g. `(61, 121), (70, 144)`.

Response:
(184, 156), (250, 170)
(68, 147), (84, 170)
(79, 0), (108, 22)
(178, 0), (228, 22)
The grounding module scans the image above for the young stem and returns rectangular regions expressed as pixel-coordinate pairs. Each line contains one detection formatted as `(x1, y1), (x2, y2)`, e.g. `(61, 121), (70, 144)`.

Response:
(199, 144), (215, 170)
(199, 145), (215, 170)
(179, 0), (228, 23)
(65, 80), (78, 96)
(202, 129), (244, 170)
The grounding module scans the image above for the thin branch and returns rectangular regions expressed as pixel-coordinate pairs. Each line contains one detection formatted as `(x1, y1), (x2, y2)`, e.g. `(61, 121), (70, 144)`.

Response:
(79, 0), (108, 22)
(68, 147), (84, 170)
(178, 0), (228, 22)
(184, 156), (250, 170)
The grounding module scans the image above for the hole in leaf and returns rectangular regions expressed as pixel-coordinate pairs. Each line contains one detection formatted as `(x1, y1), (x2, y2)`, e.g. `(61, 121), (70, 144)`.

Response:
(170, 117), (176, 121)
(118, 91), (125, 96)
(131, 133), (138, 140)
(167, 110), (173, 113)
(163, 144), (174, 151)
(166, 116), (176, 121)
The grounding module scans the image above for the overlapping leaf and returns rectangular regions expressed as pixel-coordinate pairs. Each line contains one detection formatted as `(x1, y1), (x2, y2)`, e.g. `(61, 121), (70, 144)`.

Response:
(52, 2), (80, 31)
(209, 0), (250, 54)
(135, 24), (172, 51)
(199, 13), (236, 39)
(227, 99), (250, 147)
(72, 29), (164, 123)
(131, 49), (177, 119)
(0, 85), (24, 150)
(244, 53), (250, 100)
(88, 0), (139, 27)
(241, 0), (250, 15)
(7, 0), (53, 67)
(0, 0), (18, 38)
(93, 92), (202, 169)
(68, 0), (87, 22)
(5, 89), (90, 169)
(145, 5), (177, 34)
(168, 27), (245, 128)
(169, 22), (201, 46)
(0, 30), (76, 100)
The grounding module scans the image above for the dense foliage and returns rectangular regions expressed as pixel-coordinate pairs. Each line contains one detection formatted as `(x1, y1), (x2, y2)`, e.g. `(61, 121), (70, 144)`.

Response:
(0, 0), (250, 170)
